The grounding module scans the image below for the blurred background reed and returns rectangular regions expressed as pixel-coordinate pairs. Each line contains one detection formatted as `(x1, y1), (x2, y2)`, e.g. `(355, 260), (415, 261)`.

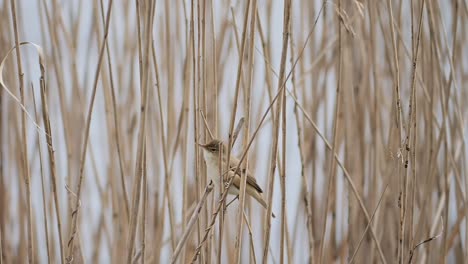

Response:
(0, 0), (467, 263)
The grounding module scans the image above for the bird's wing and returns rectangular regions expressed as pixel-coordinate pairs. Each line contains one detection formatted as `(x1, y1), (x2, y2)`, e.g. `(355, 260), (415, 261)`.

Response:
(228, 155), (250, 174)
(223, 153), (264, 193)
(246, 175), (263, 193)
(228, 161), (263, 194)
(230, 172), (264, 194)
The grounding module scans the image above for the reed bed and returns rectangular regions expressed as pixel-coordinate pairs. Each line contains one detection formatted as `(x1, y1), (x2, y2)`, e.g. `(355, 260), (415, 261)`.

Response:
(0, 0), (467, 263)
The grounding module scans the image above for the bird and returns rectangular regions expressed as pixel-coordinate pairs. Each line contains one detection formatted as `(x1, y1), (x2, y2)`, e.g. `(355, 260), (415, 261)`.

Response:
(198, 139), (275, 218)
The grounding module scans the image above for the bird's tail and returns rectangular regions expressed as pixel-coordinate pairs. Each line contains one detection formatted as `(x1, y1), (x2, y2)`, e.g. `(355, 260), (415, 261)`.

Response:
(251, 191), (276, 218)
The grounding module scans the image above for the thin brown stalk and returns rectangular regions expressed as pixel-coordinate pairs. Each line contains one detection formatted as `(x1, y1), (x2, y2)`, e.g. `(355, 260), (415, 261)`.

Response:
(98, 0), (130, 222)
(198, 0), (211, 259)
(171, 183), (214, 264)
(224, 3), (253, 259)
(0, 39), (2, 264)
(225, 0), (251, 198)
(38, 49), (65, 264)
(387, 0), (403, 132)
(40, 0), (74, 202)
(242, 210), (257, 264)
(31, 85), (51, 263)
(190, 0), (204, 261)
(180, 16), (193, 261)
(126, 0), (154, 262)
(279, 0), (292, 262)
(399, 1), (425, 262)
(289, 20), (314, 264)
(141, 145), (147, 264)
(318, 1), (342, 262)
(208, 1), (222, 260)
(349, 185), (388, 264)
(151, 38), (176, 251)
(235, 0), (257, 263)
(0, 228), (2, 264)
(66, 1), (114, 261)
(8, 1), (34, 262)
(262, 0), (292, 262)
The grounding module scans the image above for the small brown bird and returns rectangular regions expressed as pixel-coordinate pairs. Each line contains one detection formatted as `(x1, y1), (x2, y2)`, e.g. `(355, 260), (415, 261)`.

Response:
(198, 139), (275, 218)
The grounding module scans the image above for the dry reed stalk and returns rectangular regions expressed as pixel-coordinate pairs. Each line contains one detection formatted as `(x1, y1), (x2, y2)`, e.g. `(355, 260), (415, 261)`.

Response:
(171, 183), (213, 263)
(289, 17), (315, 264)
(98, 0), (130, 223)
(234, 0), (257, 262)
(318, 2), (342, 263)
(0, 228), (2, 264)
(66, 0), (114, 261)
(398, 2), (425, 262)
(31, 85), (51, 263)
(141, 145), (148, 264)
(126, 0), (154, 262)
(261, 0), (292, 262)
(196, 0), (210, 259)
(152, 36), (176, 251)
(279, 0), (292, 262)
(38, 50), (65, 264)
(8, 1), (34, 262)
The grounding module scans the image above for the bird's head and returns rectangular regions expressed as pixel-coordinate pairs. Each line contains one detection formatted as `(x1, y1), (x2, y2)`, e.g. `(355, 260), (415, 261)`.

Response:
(198, 139), (223, 157)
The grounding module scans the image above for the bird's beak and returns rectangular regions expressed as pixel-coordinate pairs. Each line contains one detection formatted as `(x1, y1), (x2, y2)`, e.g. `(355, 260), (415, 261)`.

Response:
(197, 142), (207, 149)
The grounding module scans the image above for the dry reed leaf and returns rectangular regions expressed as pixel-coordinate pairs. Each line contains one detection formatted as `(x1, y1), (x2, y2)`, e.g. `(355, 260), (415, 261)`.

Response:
(0, 41), (46, 135)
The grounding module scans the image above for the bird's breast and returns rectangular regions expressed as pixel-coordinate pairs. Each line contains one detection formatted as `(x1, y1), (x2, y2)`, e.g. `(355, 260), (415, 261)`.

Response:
(204, 153), (221, 184)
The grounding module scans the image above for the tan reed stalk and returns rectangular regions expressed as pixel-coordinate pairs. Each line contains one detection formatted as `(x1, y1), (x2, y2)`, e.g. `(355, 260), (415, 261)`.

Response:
(8, 1), (34, 262)
(126, 0), (154, 262)
(66, 0), (114, 261)
(31, 85), (51, 263)
(235, 0), (257, 262)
